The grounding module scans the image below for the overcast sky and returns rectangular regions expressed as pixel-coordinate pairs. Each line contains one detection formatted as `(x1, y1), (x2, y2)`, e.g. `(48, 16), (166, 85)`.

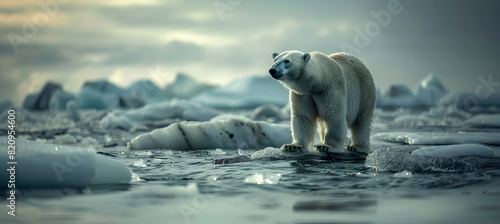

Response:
(1, 0), (499, 105)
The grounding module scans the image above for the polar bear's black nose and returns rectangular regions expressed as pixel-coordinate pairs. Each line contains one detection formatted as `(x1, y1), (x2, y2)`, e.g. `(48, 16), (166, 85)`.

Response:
(269, 68), (277, 76)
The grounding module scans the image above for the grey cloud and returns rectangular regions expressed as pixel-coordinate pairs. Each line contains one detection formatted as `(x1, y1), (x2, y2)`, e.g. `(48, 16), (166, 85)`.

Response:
(105, 41), (205, 65)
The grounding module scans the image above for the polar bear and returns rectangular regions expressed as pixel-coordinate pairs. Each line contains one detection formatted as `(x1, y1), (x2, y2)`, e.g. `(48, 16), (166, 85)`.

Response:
(269, 51), (375, 154)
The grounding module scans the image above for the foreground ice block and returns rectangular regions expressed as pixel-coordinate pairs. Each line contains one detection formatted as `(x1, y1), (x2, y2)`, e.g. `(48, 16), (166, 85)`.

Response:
(128, 119), (292, 150)
(0, 137), (135, 189)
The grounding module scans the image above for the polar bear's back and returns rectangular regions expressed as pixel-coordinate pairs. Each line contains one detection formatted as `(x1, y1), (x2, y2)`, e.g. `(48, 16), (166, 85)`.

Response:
(329, 53), (376, 126)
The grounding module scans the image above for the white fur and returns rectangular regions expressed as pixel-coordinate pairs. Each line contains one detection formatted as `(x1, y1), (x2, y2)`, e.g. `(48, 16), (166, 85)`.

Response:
(269, 51), (376, 154)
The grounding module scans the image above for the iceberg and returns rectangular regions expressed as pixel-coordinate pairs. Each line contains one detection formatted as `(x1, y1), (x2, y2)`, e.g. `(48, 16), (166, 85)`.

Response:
(250, 104), (287, 122)
(75, 80), (125, 109)
(0, 99), (13, 114)
(22, 82), (63, 110)
(164, 73), (215, 99)
(415, 73), (447, 107)
(127, 119), (292, 150)
(378, 84), (420, 108)
(100, 99), (220, 130)
(0, 137), (135, 189)
(193, 75), (289, 109)
(127, 79), (169, 103)
(49, 89), (75, 111)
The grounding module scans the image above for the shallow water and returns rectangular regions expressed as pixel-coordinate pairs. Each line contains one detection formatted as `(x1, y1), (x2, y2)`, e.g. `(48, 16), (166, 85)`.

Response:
(2, 108), (500, 224)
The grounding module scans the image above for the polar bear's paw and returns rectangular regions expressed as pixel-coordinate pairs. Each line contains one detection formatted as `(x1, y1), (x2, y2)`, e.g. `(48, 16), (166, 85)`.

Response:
(281, 144), (305, 152)
(347, 145), (371, 155)
(316, 145), (343, 153)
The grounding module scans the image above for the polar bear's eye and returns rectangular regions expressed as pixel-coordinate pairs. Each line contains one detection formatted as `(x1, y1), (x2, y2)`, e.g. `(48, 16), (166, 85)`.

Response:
(284, 59), (291, 64)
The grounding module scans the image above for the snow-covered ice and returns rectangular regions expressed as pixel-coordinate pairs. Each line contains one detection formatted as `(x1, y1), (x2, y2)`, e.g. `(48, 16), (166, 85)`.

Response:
(127, 119), (291, 150)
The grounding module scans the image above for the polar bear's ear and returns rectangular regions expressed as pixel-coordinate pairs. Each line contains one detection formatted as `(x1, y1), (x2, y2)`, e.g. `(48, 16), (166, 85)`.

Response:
(272, 52), (279, 59)
(302, 53), (311, 63)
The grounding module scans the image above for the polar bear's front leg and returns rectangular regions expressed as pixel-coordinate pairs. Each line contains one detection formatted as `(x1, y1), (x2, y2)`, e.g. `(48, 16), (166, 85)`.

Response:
(282, 93), (317, 152)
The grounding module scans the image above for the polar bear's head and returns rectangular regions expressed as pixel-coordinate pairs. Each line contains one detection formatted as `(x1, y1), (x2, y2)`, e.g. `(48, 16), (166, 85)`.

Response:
(269, 50), (311, 80)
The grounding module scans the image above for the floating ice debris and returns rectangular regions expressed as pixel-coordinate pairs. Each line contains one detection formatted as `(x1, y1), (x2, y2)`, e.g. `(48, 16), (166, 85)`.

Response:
(54, 133), (77, 144)
(212, 149), (227, 155)
(393, 170), (413, 178)
(127, 119), (291, 150)
(251, 147), (293, 160)
(132, 159), (147, 167)
(244, 173), (282, 185)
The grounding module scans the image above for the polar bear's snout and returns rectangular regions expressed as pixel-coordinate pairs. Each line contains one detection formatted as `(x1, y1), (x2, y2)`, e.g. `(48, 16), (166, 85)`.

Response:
(269, 67), (282, 79)
(269, 60), (287, 79)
